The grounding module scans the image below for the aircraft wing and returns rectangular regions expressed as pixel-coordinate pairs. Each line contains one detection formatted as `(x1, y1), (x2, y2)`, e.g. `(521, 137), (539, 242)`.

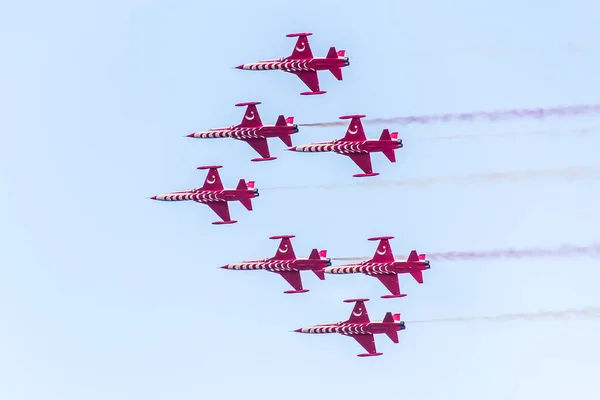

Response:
(292, 71), (321, 93)
(206, 202), (232, 222)
(278, 270), (304, 291)
(374, 274), (402, 297)
(245, 138), (272, 159)
(349, 334), (378, 355)
(271, 237), (297, 260)
(201, 167), (224, 190)
(238, 103), (263, 128)
(347, 153), (374, 175)
(340, 117), (367, 141)
(288, 34), (314, 59)
(346, 300), (370, 324)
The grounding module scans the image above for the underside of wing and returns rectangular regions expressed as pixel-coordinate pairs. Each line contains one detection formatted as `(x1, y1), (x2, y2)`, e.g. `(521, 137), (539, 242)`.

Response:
(349, 334), (378, 355)
(292, 71), (321, 93)
(206, 202), (232, 222)
(278, 270), (304, 291)
(375, 274), (401, 296)
(347, 153), (373, 175)
(245, 137), (271, 159)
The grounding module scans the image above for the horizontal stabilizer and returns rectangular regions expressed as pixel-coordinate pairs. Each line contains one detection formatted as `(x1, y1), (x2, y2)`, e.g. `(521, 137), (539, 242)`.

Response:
(313, 269), (325, 280)
(246, 181), (255, 189)
(410, 270), (424, 284)
(419, 253), (426, 260)
(318, 250), (327, 258)
(329, 67), (343, 81)
(385, 330), (399, 343)
(382, 148), (396, 162)
(279, 134), (293, 147)
(239, 198), (253, 211)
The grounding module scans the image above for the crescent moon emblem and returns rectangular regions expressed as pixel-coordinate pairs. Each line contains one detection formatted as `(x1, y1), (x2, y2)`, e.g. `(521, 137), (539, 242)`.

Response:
(295, 42), (306, 52)
(376, 245), (387, 255)
(352, 308), (363, 317)
(245, 110), (255, 120)
(348, 125), (358, 135)
(279, 243), (288, 253)
(207, 175), (216, 184)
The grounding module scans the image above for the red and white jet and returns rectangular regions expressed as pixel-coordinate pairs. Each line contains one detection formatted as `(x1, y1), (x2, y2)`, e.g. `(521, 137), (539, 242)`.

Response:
(294, 298), (405, 357)
(324, 236), (430, 298)
(220, 235), (331, 294)
(288, 115), (403, 177)
(235, 32), (349, 95)
(186, 102), (298, 162)
(149, 165), (258, 225)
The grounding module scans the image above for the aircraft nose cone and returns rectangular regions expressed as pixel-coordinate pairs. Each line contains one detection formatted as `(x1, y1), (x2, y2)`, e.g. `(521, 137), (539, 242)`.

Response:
(149, 195), (157, 200)
(220, 265), (229, 269)
(186, 133), (196, 138)
(287, 146), (297, 151)
(293, 328), (302, 333)
(235, 64), (244, 69)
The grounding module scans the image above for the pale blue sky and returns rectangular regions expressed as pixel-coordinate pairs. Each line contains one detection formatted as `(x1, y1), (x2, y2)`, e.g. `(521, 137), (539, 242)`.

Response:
(1, 1), (600, 399)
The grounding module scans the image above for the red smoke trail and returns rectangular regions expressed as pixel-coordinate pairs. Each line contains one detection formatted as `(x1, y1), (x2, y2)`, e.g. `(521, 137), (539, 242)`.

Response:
(331, 243), (600, 261)
(407, 307), (600, 324)
(299, 104), (600, 127)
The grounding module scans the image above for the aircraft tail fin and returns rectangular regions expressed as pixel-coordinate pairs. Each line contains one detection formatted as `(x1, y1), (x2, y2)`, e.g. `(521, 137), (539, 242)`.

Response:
(275, 115), (294, 146)
(275, 115), (287, 126)
(379, 128), (391, 141)
(326, 47), (344, 80)
(236, 178), (248, 191)
(407, 250), (419, 262)
(380, 129), (397, 162)
(236, 179), (253, 211)
(383, 312), (399, 343)
(308, 248), (320, 260)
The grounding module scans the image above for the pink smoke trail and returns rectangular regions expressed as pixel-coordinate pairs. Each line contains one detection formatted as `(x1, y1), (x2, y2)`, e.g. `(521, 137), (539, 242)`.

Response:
(407, 307), (600, 324)
(261, 166), (600, 191)
(331, 243), (600, 261)
(435, 125), (600, 140)
(299, 104), (600, 127)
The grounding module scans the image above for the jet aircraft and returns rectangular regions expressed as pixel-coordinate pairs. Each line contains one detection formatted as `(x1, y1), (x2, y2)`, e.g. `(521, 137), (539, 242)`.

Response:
(235, 32), (349, 95)
(324, 236), (430, 298)
(187, 102), (298, 162)
(294, 298), (405, 357)
(220, 235), (331, 293)
(288, 114), (402, 177)
(149, 165), (258, 225)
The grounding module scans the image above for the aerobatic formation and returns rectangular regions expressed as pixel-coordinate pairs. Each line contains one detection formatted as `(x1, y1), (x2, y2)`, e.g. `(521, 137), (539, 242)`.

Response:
(150, 32), (427, 357)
